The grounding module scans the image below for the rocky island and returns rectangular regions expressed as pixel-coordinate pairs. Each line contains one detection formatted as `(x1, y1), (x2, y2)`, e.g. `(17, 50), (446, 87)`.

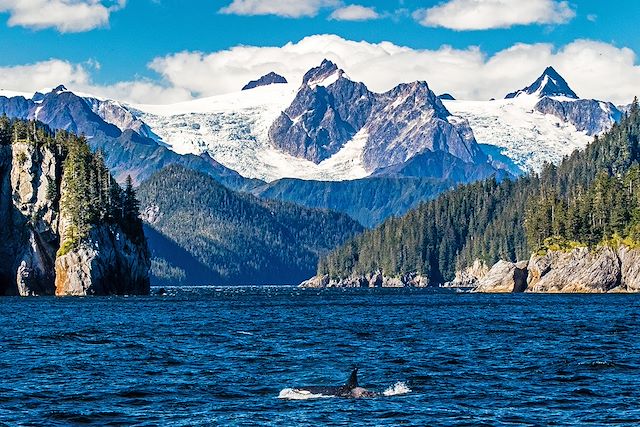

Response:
(0, 119), (150, 296)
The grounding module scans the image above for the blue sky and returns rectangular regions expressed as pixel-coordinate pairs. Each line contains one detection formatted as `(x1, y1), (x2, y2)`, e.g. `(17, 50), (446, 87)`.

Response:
(1, 0), (639, 104)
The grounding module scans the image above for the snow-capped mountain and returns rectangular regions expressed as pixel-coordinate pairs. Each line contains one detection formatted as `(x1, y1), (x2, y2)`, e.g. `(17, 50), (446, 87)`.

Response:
(506, 66), (578, 99)
(443, 67), (622, 173)
(0, 86), (251, 189)
(135, 60), (493, 182)
(0, 63), (623, 184)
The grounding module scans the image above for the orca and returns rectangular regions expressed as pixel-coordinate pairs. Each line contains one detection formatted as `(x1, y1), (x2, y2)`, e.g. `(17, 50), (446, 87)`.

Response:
(292, 368), (376, 398)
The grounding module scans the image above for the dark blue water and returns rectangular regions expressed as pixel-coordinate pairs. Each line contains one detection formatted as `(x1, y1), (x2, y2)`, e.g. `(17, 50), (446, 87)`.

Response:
(2, 287), (640, 426)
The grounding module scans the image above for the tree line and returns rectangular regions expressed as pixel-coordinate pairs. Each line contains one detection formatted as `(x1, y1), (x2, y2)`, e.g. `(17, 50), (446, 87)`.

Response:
(319, 99), (640, 283)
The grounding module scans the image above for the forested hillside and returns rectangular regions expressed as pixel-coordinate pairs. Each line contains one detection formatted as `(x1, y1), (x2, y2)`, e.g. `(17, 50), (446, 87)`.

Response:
(319, 99), (640, 284)
(137, 165), (363, 285)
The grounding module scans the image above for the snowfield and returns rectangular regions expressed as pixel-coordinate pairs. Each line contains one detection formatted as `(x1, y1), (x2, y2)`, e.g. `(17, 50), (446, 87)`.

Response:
(133, 84), (371, 182)
(132, 85), (600, 182)
(443, 95), (593, 173)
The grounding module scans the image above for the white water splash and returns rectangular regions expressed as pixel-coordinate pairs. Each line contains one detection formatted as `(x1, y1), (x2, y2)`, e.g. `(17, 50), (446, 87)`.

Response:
(278, 388), (332, 400)
(383, 382), (412, 396)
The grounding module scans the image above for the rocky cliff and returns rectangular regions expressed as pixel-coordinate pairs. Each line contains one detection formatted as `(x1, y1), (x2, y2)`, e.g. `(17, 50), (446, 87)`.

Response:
(0, 121), (150, 296)
(451, 245), (640, 293)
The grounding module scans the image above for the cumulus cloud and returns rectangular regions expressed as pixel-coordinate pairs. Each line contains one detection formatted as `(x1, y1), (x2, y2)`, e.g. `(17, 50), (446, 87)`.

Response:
(413, 0), (575, 30)
(219, 0), (338, 18)
(146, 35), (640, 105)
(0, 59), (91, 91)
(2, 35), (640, 105)
(0, 0), (126, 32)
(0, 59), (188, 104)
(329, 5), (379, 21)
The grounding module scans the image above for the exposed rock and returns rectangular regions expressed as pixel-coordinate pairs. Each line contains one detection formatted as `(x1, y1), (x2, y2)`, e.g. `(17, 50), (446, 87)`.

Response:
(268, 60), (375, 163)
(527, 247), (620, 293)
(0, 132), (150, 296)
(535, 97), (621, 136)
(242, 72), (288, 91)
(363, 82), (486, 171)
(268, 60), (489, 173)
(618, 246), (640, 291)
(55, 227), (150, 296)
(299, 272), (428, 288)
(474, 260), (528, 293)
(438, 93), (455, 101)
(444, 259), (489, 288)
(470, 245), (640, 293)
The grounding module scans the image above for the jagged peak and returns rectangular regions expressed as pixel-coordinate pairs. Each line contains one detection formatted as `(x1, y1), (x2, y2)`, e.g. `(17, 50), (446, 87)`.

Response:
(51, 84), (69, 94)
(302, 59), (347, 88)
(242, 72), (288, 91)
(505, 66), (578, 100)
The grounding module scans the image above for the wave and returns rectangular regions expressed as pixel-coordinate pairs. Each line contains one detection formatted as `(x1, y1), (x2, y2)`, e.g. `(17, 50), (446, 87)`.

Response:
(383, 382), (412, 396)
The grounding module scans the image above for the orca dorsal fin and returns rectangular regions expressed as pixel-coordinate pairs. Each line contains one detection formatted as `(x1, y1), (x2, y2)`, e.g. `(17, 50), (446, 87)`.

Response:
(345, 368), (358, 389)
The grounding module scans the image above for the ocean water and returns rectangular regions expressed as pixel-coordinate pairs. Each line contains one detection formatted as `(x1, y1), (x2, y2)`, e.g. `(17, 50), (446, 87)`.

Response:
(2, 287), (640, 426)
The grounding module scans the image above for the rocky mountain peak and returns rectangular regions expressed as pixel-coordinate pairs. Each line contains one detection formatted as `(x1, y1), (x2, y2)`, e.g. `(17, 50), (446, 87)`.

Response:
(242, 72), (288, 91)
(506, 66), (578, 99)
(302, 59), (344, 87)
(383, 81), (450, 118)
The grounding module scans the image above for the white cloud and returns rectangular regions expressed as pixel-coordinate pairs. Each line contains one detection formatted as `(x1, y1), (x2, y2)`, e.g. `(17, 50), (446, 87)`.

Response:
(0, 0), (126, 32)
(414, 0), (575, 30)
(329, 5), (379, 21)
(219, 0), (338, 18)
(146, 35), (640, 105)
(0, 59), (91, 91)
(2, 35), (640, 106)
(0, 59), (188, 104)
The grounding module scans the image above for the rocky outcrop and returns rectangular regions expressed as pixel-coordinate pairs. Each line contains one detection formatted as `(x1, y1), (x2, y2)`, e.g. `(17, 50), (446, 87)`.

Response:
(527, 247), (620, 293)
(467, 245), (640, 293)
(475, 261), (528, 293)
(0, 141), (61, 296)
(0, 132), (150, 296)
(55, 227), (150, 296)
(535, 97), (621, 136)
(443, 259), (489, 288)
(299, 271), (428, 288)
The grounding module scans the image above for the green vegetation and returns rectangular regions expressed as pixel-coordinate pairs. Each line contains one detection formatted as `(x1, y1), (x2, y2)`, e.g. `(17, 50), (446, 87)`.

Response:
(0, 117), (145, 256)
(137, 165), (363, 285)
(59, 140), (145, 253)
(320, 98), (640, 283)
(525, 167), (640, 251)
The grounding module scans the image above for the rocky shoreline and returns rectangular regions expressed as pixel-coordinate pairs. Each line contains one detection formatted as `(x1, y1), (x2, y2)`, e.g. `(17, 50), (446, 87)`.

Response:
(300, 271), (429, 288)
(302, 245), (640, 293)
(448, 245), (640, 293)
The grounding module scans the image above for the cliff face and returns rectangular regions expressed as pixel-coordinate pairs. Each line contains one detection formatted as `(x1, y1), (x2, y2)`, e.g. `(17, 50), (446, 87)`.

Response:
(0, 135), (150, 296)
(453, 245), (640, 293)
(55, 226), (150, 296)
